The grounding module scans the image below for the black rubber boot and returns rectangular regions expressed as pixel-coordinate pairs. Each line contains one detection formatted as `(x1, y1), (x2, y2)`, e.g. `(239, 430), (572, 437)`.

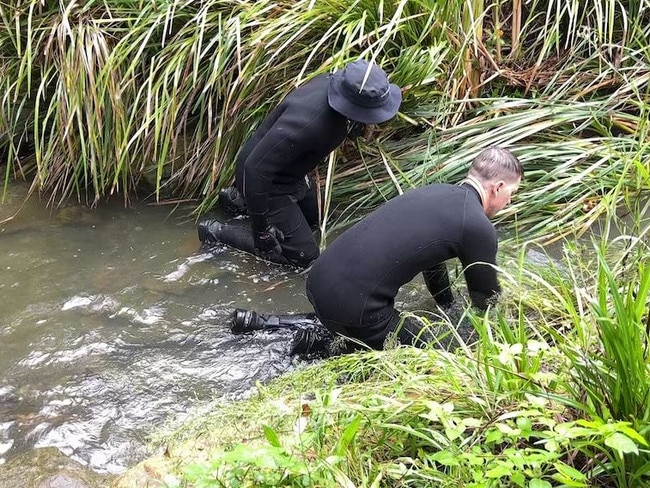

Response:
(219, 187), (247, 216)
(198, 219), (224, 246)
(199, 221), (292, 266)
(230, 309), (261, 334)
(289, 326), (335, 357)
(230, 309), (323, 334)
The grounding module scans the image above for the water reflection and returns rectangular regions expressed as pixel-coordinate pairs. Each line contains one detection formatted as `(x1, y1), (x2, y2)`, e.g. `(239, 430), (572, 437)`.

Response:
(0, 184), (308, 474)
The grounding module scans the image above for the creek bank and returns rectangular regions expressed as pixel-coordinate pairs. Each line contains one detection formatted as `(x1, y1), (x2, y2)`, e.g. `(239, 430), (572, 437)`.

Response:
(0, 447), (110, 488)
(111, 353), (361, 487)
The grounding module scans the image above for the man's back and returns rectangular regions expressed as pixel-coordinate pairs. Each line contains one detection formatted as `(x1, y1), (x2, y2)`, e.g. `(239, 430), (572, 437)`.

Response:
(235, 74), (348, 190)
(307, 183), (499, 325)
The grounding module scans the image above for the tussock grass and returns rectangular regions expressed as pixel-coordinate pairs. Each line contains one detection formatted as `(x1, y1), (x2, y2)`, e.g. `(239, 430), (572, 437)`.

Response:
(1, 0), (648, 242)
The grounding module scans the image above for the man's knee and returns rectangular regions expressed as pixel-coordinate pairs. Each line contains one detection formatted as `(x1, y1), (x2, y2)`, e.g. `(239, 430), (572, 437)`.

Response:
(390, 316), (435, 348)
(284, 245), (319, 268)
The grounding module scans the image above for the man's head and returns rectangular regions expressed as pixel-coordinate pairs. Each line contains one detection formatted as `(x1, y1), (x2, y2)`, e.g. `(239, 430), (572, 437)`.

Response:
(468, 147), (524, 218)
(328, 59), (402, 124)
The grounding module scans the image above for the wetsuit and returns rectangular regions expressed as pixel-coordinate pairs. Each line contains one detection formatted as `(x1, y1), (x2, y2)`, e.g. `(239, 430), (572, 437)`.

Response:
(306, 183), (500, 349)
(230, 73), (351, 267)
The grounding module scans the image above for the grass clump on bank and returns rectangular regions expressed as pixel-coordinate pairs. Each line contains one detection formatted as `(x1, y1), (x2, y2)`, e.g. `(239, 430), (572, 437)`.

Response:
(116, 214), (650, 488)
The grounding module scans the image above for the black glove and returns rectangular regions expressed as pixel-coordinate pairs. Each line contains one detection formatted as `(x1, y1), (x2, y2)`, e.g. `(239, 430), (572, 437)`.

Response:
(253, 225), (284, 255)
(289, 326), (334, 358)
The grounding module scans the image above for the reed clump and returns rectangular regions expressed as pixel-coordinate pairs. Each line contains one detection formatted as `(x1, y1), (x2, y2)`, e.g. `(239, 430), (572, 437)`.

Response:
(1, 1), (648, 242)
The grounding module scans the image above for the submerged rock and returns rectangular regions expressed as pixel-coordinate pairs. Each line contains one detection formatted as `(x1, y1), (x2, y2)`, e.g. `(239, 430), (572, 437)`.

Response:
(56, 206), (100, 226)
(0, 447), (110, 488)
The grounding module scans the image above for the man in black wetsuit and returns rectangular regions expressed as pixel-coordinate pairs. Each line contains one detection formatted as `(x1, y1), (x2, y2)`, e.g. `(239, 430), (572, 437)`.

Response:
(229, 147), (523, 355)
(305, 147), (523, 349)
(198, 59), (402, 268)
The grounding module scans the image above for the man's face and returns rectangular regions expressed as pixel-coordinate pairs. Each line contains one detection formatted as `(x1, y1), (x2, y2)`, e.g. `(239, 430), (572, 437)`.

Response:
(486, 178), (520, 218)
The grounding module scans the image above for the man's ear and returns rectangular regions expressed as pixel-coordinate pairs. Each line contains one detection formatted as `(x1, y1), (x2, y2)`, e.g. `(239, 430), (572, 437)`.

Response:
(494, 180), (505, 194)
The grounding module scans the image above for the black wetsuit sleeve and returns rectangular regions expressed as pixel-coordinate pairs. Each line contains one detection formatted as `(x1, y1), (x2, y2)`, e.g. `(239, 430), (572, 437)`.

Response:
(459, 224), (501, 311)
(422, 263), (454, 307)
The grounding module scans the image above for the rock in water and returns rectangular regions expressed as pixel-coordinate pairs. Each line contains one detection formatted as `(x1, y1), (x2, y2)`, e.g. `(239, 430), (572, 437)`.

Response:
(38, 473), (88, 488)
(0, 447), (110, 488)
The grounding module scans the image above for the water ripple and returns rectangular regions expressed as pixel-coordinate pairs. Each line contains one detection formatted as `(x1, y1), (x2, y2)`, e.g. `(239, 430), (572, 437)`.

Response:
(0, 198), (310, 474)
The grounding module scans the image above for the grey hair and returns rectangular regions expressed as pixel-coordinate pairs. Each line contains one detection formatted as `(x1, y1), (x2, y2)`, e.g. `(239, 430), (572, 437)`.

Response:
(468, 147), (524, 182)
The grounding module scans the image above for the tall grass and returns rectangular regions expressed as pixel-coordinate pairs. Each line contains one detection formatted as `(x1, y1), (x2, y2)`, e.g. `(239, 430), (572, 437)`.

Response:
(1, 0), (648, 242)
(500, 212), (650, 485)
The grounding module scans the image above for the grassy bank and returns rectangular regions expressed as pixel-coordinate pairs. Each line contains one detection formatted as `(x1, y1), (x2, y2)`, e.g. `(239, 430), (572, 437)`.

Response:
(1, 1), (649, 242)
(114, 208), (650, 488)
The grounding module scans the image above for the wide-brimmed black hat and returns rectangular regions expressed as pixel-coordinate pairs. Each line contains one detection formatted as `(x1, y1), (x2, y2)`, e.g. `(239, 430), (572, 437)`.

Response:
(327, 59), (402, 124)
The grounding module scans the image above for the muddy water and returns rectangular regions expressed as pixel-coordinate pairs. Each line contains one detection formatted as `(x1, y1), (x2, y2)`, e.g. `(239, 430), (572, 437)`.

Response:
(0, 183), (313, 474)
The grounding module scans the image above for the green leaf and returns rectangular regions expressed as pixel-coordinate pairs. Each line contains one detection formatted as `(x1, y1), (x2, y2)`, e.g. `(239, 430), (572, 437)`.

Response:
(530, 479), (552, 488)
(616, 425), (649, 446)
(445, 425), (465, 441)
(496, 422), (520, 436)
(335, 415), (362, 456)
(431, 450), (460, 466)
(511, 472), (526, 487)
(462, 417), (483, 428)
(543, 439), (559, 452)
(553, 461), (587, 481)
(485, 428), (504, 444)
(263, 425), (282, 448)
(461, 452), (485, 466)
(516, 416), (532, 433)
(604, 432), (639, 455)
(485, 464), (512, 478)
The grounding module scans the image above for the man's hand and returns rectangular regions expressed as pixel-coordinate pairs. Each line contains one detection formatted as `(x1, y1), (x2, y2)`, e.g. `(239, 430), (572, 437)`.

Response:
(254, 226), (284, 255)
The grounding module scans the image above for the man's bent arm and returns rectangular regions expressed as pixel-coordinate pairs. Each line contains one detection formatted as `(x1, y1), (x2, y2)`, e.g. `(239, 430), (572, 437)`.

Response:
(464, 263), (500, 311)
(422, 263), (454, 307)
(242, 127), (294, 229)
(459, 225), (501, 311)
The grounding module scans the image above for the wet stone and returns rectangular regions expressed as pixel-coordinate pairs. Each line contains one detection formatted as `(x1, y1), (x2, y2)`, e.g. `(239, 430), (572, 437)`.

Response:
(0, 447), (110, 488)
(38, 473), (88, 488)
(55, 205), (100, 226)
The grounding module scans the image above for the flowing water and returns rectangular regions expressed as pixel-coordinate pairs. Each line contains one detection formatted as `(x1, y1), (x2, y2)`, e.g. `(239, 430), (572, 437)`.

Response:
(0, 183), (313, 475)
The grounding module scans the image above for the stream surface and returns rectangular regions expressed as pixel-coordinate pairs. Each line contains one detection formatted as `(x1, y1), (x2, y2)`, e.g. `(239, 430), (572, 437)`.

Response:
(0, 183), (314, 474)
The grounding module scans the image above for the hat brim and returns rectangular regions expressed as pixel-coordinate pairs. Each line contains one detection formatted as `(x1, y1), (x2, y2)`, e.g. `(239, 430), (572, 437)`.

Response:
(327, 71), (402, 124)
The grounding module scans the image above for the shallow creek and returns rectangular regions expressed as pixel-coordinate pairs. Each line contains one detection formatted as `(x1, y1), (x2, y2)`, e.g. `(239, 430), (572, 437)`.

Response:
(0, 183), (317, 475)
